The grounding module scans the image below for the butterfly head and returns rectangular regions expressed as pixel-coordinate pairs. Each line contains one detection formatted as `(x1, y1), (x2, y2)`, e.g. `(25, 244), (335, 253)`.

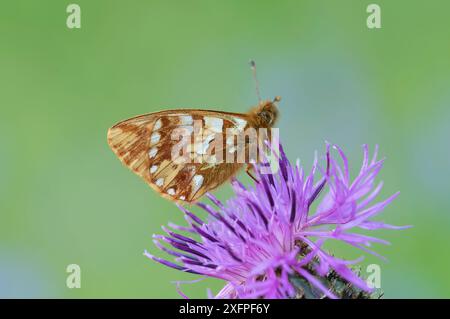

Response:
(252, 96), (281, 128)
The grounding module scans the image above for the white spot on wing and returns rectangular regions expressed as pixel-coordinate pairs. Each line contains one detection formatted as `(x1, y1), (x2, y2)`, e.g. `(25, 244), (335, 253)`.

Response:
(174, 126), (194, 136)
(167, 188), (176, 195)
(233, 118), (247, 130)
(179, 195), (186, 200)
(149, 147), (158, 158)
(179, 115), (193, 125)
(192, 174), (204, 194)
(150, 132), (160, 144)
(155, 178), (164, 187)
(196, 134), (215, 155)
(150, 165), (158, 174)
(204, 117), (223, 133)
(153, 119), (162, 131)
(228, 146), (237, 153)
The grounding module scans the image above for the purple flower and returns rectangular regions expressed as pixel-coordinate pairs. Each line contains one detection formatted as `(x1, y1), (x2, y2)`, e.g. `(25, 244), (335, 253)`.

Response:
(145, 143), (409, 299)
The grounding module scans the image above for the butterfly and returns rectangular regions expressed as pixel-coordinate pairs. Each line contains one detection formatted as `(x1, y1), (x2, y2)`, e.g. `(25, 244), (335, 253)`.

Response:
(107, 62), (281, 203)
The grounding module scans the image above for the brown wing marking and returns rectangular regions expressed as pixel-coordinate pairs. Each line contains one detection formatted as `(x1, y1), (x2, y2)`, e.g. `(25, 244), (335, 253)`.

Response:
(107, 109), (251, 203)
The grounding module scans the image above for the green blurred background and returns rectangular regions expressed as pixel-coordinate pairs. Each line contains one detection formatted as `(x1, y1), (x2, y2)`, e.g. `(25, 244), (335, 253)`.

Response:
(1, 0), (449, 298)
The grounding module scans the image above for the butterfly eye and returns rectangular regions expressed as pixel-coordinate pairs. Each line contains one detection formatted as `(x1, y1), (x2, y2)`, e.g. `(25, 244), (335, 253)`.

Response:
(258, 111), (273, 125)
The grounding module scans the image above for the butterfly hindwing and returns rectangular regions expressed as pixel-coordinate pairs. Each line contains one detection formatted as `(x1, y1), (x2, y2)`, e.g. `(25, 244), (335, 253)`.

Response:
(107, 109), (251, 203)
(107, 115), (155, 176)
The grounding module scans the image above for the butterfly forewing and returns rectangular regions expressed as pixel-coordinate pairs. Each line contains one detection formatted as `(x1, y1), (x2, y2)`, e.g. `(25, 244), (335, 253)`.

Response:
(107, 110), (250, 203)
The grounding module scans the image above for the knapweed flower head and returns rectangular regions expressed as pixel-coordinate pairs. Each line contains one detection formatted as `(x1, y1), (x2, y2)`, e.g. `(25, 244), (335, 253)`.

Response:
(145, 143), (408, 299)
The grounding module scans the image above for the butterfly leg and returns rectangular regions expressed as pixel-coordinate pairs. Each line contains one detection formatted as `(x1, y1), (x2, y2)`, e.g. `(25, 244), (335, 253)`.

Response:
(246, 164), (260, 183)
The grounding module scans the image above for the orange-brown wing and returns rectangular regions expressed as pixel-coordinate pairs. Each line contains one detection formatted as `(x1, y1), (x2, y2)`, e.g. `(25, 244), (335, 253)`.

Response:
(107, 109), (251, 203)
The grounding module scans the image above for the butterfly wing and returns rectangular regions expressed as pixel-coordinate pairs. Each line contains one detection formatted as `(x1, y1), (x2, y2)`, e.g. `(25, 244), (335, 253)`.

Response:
(107, 109), (251, 203)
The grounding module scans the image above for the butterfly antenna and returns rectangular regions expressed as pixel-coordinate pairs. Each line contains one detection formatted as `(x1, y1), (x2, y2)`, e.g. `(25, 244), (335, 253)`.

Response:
(249, 60), (262, 103)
